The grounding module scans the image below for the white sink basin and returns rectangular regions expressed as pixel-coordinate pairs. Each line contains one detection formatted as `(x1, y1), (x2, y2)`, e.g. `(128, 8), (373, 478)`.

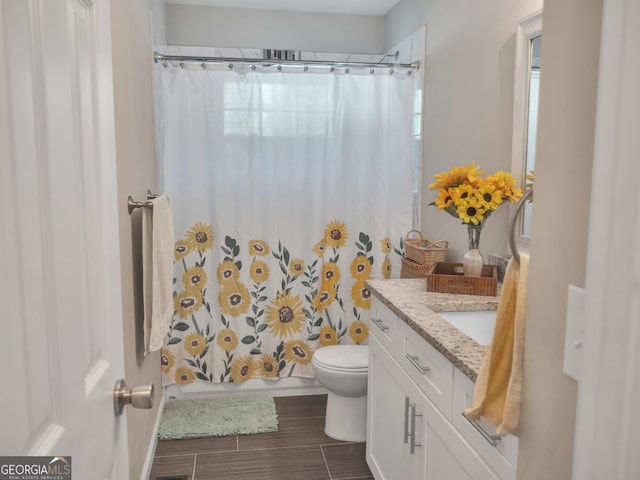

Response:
(438, 310), (497, 346)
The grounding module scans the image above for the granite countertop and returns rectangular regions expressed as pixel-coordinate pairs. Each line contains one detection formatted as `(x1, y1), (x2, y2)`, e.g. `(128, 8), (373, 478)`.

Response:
(366, 278), (500, 381)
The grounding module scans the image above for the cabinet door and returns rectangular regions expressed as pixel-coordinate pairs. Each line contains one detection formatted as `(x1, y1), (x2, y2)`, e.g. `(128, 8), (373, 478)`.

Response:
(425, 399), (500, 480)
(367, 336), (425, 480)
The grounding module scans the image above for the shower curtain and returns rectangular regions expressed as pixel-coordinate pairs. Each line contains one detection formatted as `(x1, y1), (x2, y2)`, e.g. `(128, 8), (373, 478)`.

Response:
(157, 59), (417, 385)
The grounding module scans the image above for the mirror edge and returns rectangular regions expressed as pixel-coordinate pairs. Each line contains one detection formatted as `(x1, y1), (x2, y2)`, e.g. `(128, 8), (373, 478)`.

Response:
(510, 9), (543, 254)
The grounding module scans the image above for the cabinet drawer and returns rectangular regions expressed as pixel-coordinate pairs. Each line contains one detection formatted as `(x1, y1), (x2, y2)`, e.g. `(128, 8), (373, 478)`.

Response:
(452, 368), (518, 480)
(369, 297), (398, 352)
(398, 321), (453, 417)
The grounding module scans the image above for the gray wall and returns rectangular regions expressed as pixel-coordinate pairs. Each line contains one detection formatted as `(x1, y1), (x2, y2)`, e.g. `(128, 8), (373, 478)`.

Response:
(386, 0), (542, 261)
(110, 1), (162, 478)
(164, 4), (384, 54)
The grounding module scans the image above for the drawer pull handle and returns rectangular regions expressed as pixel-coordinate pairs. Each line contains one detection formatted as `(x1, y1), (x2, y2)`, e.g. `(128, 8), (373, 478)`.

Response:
(461, 411), (501, 447)
(405, 353), (430, 374)
(409, 403), (423, 454)
(371, 317), (389, 332)
(403, 397), (410, 444)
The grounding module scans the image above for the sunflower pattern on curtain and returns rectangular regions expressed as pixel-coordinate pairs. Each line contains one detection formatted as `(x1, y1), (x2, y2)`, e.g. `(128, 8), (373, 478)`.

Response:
(157, 58), (416, 386)
(161, 220), (397, 384)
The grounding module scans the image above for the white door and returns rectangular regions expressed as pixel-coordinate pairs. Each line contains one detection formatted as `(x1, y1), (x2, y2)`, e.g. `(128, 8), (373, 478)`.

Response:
(0, 0), (129, 478)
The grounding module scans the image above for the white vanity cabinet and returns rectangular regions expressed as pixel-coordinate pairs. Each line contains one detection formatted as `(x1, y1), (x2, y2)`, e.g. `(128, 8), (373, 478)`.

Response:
(366, 296), (517, 480)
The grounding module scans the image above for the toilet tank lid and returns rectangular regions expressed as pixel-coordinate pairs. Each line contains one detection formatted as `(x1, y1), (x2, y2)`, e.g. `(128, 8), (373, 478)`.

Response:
(313, 345), (369, 370)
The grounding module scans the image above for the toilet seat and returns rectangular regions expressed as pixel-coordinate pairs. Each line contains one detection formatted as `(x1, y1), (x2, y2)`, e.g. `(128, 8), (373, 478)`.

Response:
(312, 345), (368, 373)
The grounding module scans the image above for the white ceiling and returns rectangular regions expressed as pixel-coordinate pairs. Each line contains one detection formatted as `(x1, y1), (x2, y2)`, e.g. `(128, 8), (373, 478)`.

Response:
(163, 0), (401, 16)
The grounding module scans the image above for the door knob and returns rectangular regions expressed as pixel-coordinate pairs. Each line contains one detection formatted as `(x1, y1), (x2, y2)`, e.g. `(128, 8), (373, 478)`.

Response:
(114, 379), (154, 416)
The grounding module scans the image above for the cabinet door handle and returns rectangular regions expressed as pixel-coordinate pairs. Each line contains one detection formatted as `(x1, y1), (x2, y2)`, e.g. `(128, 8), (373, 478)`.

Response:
(403, 397), (410, 444)
(405, 353), (430, 374)
(461, 411), (501, 447)
(409, 403), (423, 454)
(371, 317), (389, 332)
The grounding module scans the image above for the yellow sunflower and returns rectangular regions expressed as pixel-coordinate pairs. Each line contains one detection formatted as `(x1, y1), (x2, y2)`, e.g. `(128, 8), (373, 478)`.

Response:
(186, 222), (214, 252)
(456, 196), (486, 225)
(174, 366), (196, 384)
(476, 183), (503, 211)
(289, 258), (305, 276)
(321, 262), (341, 287)
(450, 183), (476, 203)
(434, 187), (456, 210)
(381, 258), (392, 279)
(486, 171), (523, 202)
(324, 220), (349, 249)
(230, 355), (255, 383)
(248, 239), (270, 257)
(218, 281), (251, 317)
(264, 292), (305, 338)
(182, 266), (208, 291)
(349, 320), (369, 344)
(174, 289), (204, 319)
(319, 325), (339, 346)
(161, 348), (175, 374)
(217, 260), (240, 284)
(350, 256), (372, 279)
(216, 328), (238, 351)
(283, 340), (313, 365)
(428, 162), (484, 190)
(312, 238), (327, 258)
(380, 237), (392, 254)
(256, 353), (280, 379)
(250, 260), (270, 283)
(184, 332), (207, 356)
(351, 280), (372, 310)
(313, 285), (336, 314)
(174, 240), (193, 260)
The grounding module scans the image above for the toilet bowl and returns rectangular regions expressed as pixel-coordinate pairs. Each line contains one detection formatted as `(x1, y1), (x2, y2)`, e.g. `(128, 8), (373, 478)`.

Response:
(311, 344), (369, 442)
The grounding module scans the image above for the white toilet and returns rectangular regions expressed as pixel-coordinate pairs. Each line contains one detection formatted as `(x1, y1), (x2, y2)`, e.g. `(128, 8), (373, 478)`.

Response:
(311, 344), (369, 442)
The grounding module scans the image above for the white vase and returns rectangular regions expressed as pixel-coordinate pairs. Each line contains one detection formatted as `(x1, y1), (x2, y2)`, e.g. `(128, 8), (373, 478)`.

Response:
(463, 225), (483, 277)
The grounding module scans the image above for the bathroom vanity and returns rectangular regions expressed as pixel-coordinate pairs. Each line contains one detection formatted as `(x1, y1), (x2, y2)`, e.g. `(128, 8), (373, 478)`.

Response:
(365, 279), (518, 480)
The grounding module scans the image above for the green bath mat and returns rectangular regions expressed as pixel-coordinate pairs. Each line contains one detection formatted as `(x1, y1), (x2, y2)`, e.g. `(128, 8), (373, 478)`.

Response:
(158, 395), (278, 440)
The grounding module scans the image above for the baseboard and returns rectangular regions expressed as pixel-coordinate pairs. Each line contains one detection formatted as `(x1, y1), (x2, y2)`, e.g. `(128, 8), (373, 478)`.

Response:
(140, 393), (166, 480)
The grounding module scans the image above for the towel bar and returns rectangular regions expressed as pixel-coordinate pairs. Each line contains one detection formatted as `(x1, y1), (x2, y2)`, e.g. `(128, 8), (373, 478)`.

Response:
(508, 188), (533, 264)
(128, 190), (160, 214)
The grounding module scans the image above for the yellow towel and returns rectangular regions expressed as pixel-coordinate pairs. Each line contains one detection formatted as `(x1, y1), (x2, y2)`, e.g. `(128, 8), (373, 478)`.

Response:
(142, 194), (175, 355)
(465, 253), (529, 436)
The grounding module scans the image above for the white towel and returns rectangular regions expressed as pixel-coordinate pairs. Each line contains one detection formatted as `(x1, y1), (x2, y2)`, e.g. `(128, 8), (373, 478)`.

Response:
(142, 194), (175, 355)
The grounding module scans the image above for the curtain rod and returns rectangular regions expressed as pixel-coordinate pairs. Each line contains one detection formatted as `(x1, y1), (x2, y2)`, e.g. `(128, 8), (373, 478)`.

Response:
(154, 52), (419, 71)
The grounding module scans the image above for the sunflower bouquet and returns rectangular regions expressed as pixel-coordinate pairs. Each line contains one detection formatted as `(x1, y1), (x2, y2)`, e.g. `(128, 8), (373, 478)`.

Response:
(428, 162), (522, 227)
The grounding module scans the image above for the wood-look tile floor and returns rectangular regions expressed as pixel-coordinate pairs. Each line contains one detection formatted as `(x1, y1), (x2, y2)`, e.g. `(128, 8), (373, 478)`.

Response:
(149, 394), (374, 480)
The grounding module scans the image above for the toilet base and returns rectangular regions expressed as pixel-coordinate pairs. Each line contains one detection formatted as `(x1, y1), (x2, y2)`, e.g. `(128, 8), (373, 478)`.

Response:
(324, 392), (367, 442)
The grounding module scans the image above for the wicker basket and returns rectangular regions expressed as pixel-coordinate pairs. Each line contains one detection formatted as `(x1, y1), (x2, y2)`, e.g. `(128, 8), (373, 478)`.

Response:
(401, 257), (432, 279)
(404, 230), (448, 268)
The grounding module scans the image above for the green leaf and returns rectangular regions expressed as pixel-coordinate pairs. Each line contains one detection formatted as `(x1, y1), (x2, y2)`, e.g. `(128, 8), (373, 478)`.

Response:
(368, 256), (374, 265)
(246, 317), (256, 328)
(225, 235), (236, 249)
(279, 361), (286, 371)
(202, 361), (208, 373)
(173, 322), (190, 332)
(257, 323), (268, 333)
(314, 318), (323, 327)
(241, 335), (256, 344)
(283, 247), (290, 265)
(196, 372), (209, 381)
(280, 263), (288, 275)
(250, 348), (261, 355)
(168, 337), (181, 345)
(232, 245), (240, 257)
(302, 281), (311, 288)
(186, 359), (197, 368)
(222, 246), (231, 256)
(359, 232), (369, 244)
(235, 260), (242, 270)
(308, 333), (320, 341)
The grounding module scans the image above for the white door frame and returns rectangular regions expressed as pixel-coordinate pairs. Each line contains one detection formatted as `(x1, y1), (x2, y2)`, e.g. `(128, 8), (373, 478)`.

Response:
(572, 0), (640, 478)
